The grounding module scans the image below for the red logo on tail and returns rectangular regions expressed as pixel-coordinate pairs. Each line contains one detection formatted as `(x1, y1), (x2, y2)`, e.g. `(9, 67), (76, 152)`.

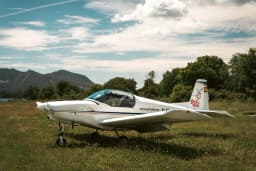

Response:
(190, 89), (201, 107)
(191, 99), (200, 107)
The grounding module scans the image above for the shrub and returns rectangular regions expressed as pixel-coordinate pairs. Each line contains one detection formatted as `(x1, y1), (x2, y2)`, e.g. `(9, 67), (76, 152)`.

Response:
(23, 86), (40, 100)
(170, 84), (192, 102)
(209, 89), (247, 101)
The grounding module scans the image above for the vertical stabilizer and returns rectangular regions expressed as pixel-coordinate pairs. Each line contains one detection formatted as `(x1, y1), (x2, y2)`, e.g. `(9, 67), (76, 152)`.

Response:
(189, 79), (209, 110)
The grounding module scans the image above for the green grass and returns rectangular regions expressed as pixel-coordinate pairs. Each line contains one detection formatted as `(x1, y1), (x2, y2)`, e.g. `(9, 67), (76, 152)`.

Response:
(0, 100), (256, 171)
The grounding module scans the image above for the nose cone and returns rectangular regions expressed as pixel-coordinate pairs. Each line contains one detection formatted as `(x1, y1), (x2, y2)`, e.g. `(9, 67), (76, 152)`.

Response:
(46, 100), (96, 111)
(36, 102), (48, 111)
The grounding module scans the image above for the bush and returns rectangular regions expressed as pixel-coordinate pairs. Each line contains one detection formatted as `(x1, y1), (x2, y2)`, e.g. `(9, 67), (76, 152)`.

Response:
(55, 80), (86, 100)
(170, 84), (192, 102)
(104, 77), (137, 93)
(39, 85), (58, 100)
(23, 86), (40, 100)
(209, 89), (247, 101)
(84, 84), (104, 97)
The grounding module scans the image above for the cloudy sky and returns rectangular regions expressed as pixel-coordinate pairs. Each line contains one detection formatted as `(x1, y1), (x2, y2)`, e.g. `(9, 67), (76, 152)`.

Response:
(0, 0), (255, 87)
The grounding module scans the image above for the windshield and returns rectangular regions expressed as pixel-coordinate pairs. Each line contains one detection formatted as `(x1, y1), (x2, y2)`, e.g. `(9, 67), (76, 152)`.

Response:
(86, 89), (135, 108)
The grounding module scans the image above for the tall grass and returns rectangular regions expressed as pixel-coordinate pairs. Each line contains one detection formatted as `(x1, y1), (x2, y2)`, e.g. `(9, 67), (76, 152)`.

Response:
(0, 101), (255, 170)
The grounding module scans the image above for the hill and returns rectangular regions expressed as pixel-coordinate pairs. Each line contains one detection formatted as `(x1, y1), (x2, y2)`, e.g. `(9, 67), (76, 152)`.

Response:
(0, 68), (94, 97)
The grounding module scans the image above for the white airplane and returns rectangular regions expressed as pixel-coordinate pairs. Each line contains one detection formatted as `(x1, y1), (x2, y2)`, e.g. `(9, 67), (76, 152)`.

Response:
(37, 79), (234, 146)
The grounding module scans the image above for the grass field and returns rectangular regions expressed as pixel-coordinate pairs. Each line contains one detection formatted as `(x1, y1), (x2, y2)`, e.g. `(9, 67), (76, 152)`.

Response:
(0, 100), (256, 171)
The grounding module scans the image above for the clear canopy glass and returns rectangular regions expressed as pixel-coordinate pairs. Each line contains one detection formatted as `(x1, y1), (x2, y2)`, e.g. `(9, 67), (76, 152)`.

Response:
(86, 89), (135, 108)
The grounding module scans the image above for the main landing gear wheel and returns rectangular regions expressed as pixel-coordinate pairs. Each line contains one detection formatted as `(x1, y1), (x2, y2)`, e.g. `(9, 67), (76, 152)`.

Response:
(118, 136), (128, 146)
(114, 129), (128, 145)
(90, 131), (101, 142)
(56, 122), (67, 146)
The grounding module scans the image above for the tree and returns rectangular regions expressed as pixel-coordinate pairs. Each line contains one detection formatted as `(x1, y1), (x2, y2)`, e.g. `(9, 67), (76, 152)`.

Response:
(84, 84), (104, 97)
(170, 83), (192, 102)
(39, 85), (57, 99)
(147, 70), (155, 80)
(229, 48), (256, 98)
(56, 80), (81, 99)
(104, 77), (137, 93)
(57, 81), (72, 97)
(159, 68), (182, 97)
(181, 56), (229, 89)
(139, 71), (159, 98)
(23, 85), (40, 100)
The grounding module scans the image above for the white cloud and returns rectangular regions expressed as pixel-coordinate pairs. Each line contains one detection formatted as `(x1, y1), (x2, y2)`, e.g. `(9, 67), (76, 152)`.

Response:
(112, 0), (188, 22)
(30, 55), (190, 73)
(72, 22), (255, 64)
(62, 27), (90, 40)
(57, 15), (99, 25)
(16, 21), (46, 27)
(72, 18), (203, 54)
(71, 0), (256, 60)
(190, 0), (256, 5)
(116, 52), (125, 55)
(0, 62), (47, 70)
(111, 0), (256, 32)
(0, 28), (59, 50)
(189, 4), (256, 32)
(85, 0), (137, 14)
(0, 56), (25, 60)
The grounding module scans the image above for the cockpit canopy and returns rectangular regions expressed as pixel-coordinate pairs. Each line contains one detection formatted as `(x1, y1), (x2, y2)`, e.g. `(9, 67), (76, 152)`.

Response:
(86, 89), (135, 108)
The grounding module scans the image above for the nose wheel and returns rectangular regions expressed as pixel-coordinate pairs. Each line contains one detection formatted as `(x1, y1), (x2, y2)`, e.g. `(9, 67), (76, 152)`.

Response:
(56, 122), (67, 146)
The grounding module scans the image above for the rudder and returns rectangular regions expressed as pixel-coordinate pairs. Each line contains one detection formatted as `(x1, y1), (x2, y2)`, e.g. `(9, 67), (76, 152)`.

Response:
(189, 79), (209, 110)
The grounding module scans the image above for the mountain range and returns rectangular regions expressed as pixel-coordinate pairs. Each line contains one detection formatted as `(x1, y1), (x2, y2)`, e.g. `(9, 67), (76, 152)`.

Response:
(0, 68), (94, 97)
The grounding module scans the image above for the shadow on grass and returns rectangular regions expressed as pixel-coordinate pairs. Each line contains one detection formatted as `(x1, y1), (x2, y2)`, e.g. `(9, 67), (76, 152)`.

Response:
(49, 132), (222, 160)
(181, 132), (235, 139)
(141, 132), (235, 140)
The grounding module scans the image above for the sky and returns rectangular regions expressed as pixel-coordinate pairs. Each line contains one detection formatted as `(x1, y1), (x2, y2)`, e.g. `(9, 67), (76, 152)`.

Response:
(0, 0), (256, 87)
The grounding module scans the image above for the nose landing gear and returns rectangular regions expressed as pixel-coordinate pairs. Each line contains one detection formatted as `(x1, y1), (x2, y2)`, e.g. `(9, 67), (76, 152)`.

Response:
(54, 123), (129, 146)
(56, 122), (67, 146)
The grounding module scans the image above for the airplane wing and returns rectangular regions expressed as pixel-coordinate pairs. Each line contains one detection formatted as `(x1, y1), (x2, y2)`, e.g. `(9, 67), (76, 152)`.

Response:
(196, 110), (235, 118)
(101, 109), (211, 132)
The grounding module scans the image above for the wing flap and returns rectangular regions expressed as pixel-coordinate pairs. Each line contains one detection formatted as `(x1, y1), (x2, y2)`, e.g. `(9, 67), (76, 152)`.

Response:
(101, 109), (211, 128)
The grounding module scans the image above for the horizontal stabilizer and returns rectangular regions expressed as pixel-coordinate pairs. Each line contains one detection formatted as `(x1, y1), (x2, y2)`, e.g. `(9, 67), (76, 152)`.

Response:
(197, 110), (235, 118)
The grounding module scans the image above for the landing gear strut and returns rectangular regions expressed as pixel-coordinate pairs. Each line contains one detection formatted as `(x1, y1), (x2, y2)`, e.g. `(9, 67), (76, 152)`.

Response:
(56, 122), (67, 146)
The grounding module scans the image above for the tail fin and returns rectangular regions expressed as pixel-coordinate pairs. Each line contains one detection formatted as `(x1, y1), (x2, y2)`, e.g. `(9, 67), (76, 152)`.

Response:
(189, 79), (209, 110)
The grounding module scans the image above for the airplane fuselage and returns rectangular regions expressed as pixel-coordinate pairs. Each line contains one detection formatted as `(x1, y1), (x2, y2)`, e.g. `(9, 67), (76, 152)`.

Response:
(40, 95), (187, 131)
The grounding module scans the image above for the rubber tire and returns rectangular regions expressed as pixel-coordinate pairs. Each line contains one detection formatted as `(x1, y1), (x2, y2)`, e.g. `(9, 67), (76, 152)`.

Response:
(90, 132), (101, 142)
(118, 136), (128, 146)
(56, 137), (67, 146)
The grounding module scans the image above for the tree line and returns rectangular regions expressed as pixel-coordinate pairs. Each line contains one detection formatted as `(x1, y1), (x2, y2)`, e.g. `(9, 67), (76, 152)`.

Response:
(24, 48), (256, 101)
